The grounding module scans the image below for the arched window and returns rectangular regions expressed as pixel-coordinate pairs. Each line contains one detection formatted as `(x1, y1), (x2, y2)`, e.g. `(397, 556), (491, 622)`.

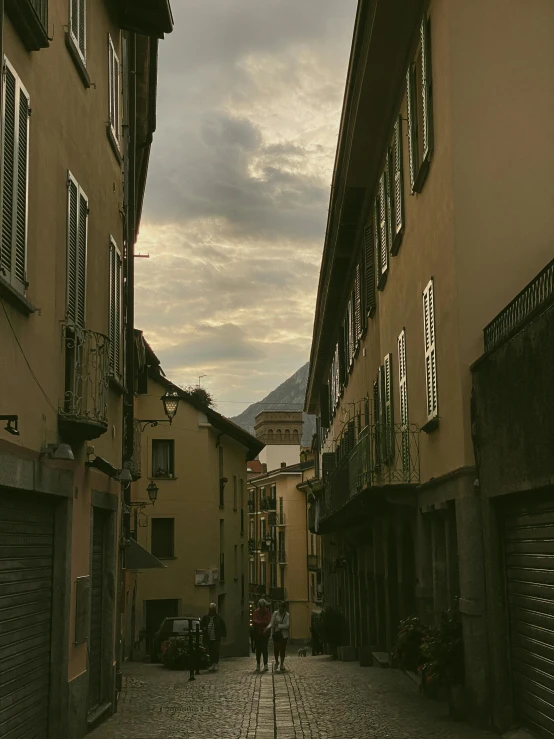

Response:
(267, 429), (274, 443)
(292, 429), (299, 444)
(284, 429), (291, 443)
(275, 429), (282, 443)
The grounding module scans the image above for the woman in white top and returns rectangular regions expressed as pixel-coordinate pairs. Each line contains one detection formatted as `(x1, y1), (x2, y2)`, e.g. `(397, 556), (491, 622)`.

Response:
(265, 601), (290, 671)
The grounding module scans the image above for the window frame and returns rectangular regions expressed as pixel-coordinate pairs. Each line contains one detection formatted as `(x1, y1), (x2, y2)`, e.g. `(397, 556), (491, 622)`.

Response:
(107, 34), (121, 152)
(69, 0), (87, 66)
(150, 517), (175, 559)
(66, 171), (88, 327)
(406, 16), (434, 194)
(1, 58), (30, 295)
(422, 278), (439, 431)
(108, 236), (122, 380)
(151, 438), (175, 478)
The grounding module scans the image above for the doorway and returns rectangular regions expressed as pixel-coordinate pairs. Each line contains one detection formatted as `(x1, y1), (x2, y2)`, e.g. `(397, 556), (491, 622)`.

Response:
(145, 599), (179, 657)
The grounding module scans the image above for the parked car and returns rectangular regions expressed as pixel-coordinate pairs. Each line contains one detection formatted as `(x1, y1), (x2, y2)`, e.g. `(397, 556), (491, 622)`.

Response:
(152, 616), (202, 663)
(161, 635), (210, 670)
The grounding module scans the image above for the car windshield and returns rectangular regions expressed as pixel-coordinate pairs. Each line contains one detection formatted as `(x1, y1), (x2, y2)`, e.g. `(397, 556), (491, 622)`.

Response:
(168, 619), (199, 634)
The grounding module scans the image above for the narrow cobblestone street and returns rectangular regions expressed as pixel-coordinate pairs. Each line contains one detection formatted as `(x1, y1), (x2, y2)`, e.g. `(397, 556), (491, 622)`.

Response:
(90, 657), (496, 739)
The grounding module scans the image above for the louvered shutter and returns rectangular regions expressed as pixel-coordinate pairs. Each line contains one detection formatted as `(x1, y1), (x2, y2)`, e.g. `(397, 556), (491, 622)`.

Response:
(398, 329), (410, 479)
(354, 263), (362, 341)
(360, 244), (367, 332)
(70, 0), (79, 44)
(384, 354), (394, 464)
(372, 379), (381, 468)
(348, 294), (355, 364)
(393, 117), (404, 246)
(334, 344), (340, 403)
(67, 176), (78, 322)
(386, 152), (394, 254)
(320, 385), (330, 430)
(421, 18), (434, 161)
(338, 331), (346, 388)
(378, 175), (388, 285)
(423, 278), (438, 421)
(77, 191), (88, 328)
(1, 65), (16, 281)
(364, 221), (376, 317)
(109, 238), (122, 378)
(15, 86), (29, 288)
(322, 452), (336, 482)
(108, 39), (114, 132)
(78, 0), (86, 61)
(406, 66), (416, 193)
(109, 36), (120, 141)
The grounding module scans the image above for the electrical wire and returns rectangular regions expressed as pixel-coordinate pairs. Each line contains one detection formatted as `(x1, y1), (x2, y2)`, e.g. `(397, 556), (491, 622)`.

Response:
(0, 298), (57, 412)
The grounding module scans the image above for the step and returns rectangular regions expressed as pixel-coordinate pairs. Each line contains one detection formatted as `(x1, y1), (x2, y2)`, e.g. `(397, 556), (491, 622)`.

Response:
(372, 651), (390, 668)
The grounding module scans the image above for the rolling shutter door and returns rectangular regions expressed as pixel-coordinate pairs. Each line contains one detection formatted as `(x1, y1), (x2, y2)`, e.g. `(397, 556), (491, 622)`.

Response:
(505, 499), (554, 738)
(0, 492), (54, 738)
(88, 510), (106, 711)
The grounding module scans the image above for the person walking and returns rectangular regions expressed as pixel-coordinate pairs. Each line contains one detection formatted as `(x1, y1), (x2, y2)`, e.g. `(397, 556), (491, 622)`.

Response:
(252, 598), (271, 672)
(200, 603), (226, 672)
(266, 601), (290, 672)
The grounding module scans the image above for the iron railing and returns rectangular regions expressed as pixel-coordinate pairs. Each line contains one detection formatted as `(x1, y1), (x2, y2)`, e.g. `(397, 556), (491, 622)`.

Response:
(484, 257), (554, 352)
(320, 423), (420, 523)
(59, 323), (110, 428)
(127, 419), (142, 479)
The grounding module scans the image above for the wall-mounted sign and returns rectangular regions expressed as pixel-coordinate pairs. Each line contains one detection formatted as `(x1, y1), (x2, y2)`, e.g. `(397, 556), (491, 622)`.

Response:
(194, 568), (219, 586)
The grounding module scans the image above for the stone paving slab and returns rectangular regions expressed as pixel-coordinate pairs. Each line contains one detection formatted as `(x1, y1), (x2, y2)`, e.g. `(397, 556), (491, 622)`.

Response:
(90, 656), (497, 739)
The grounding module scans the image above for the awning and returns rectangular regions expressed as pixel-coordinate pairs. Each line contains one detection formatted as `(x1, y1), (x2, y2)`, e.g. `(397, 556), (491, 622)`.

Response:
(124, 539), (166, 570)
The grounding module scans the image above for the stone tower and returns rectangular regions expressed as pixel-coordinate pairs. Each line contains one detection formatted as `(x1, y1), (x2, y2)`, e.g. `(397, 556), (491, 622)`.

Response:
(254, 410), (303, 446)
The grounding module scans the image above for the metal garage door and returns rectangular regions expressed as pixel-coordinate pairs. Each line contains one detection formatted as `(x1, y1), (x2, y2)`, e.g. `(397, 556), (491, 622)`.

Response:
(0, 492), (54, 738)
(88, 509), (106, 711)
(505, 499), (554, 738)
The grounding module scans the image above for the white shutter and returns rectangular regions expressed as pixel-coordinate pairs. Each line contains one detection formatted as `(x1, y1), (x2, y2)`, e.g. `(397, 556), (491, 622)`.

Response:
(406, 66), (416, 193)
(423, 278), (438, 421)
(109, 237), (122, 378)
(378, 174), (388, 282)
(398, 329), (410, 479)
(67, 172), (87, 327)
(70, 0), (86, 63)
(421, 18), (433, 161)
(70, 0), (79, 45)
(108, 36), (120, 141)
(393, 117), (404, 241)
(383, 353), (394, 463)
(354, 263), (362, 341)
(1, 61), (29, 293)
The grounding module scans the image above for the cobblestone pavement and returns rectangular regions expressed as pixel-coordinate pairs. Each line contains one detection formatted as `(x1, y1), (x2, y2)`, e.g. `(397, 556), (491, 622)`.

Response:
(90, 656), (496, 739)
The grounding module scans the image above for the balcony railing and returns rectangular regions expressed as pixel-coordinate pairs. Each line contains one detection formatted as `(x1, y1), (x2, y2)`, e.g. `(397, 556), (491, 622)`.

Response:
(261, 497), (277, 511)
(307, 554), (320, 570)
(320, 423), (420, 524)
(58, 324), (110, 441)
(484, 257), (554, 352)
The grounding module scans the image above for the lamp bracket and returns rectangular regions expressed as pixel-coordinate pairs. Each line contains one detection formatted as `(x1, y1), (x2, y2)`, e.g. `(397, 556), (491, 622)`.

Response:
(138, 419), (172, 432)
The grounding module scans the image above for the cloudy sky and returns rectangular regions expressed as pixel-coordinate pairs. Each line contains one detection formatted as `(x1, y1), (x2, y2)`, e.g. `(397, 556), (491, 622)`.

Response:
(135, 0), (357, 416)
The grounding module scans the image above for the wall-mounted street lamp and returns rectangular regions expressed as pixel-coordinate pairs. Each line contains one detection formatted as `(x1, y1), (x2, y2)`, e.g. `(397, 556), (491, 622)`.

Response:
(138, 390), (180, 432)
(127, 481), (159, 509)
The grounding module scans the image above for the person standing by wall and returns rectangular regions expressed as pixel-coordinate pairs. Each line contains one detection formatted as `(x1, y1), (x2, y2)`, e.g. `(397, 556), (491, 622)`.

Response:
(201, 603), (227, 672)
(266, 601), (290, 672)
(252, 598), (271, 672)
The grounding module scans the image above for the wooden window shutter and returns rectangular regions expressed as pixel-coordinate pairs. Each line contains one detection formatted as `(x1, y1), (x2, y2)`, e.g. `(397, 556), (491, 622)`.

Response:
(109, 238), (122, 378)
(386, 151), (394, 255)
(423, 278), (438, 421)
(70, 0), (79, 44)
(78, 0), (86, 61)
(398, 329), (410, 479)
(377, 174), (388, 286)
(77, 190), (88, 328)
(322, 452), (336, 482)
(364, 221), (376, 317)
(406, 65), (417, 193)
(421, 18), (434, 161)
(354, 263), (362, 341)
(383, 354), (394, 464)
(1, 62), (29, 293)
(108, 36), (120, 141)
(392, 117), (404, 251)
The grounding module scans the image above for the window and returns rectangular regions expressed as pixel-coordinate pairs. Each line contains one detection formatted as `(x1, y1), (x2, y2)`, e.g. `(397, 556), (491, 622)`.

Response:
(270, 563), (277, 588)
(398, 328), (410, 478)
(376, 175), (390, 288)
(233, 475), (237, 510)
(383, 353), (394, 463)
(364, 222), (376, 318)
(260, 517), (266, 540)
(152, 439), (174, 478)
(391, 117), (405, 254)
(260, 561), (266, 587)
(423, 278), (438, 429)
(0, 59), (29, 294)
(69, 0), (87, 65)
(108, 35), (120, 144)
(66, 172), (88, 327)
(109, 237), (122, 379)
(292, 429), (299, 445)
(249, 519), (254, 539)
(279, 497), (284, 525)
(267, 429), (274, 442)
(407, 16), (433, 193)
(249, 559), (255, 585)
(151, 518), (174, 559)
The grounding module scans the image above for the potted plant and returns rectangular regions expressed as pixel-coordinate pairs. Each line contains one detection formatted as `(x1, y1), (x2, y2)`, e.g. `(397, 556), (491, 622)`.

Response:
(392, 615), (430, 673)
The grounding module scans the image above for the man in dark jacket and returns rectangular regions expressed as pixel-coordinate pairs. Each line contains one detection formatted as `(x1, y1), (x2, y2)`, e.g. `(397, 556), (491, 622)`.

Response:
(200, 603), (227, 671)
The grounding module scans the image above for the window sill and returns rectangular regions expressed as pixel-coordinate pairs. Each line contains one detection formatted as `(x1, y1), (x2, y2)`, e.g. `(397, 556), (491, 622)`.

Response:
(413, 156), (430, 194)
(0, 275), (37, 316)
(422, 416), (440, 434)
(65, 32), (91, 89)
(106, 125), (122, 166)
(109, 376), (126, 395)
(377, 270), (388, 292)
(5, 0), (49, 51)
(391, 230), (404, 257)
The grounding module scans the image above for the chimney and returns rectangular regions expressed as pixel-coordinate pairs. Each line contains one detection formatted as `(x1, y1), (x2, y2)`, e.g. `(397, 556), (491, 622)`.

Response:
(281, 462), (287, 469)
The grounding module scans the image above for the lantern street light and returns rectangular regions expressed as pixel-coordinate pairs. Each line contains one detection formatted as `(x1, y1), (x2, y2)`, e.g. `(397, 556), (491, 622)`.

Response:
(138, 390), (181, 431)
(146, 481), (159, 505)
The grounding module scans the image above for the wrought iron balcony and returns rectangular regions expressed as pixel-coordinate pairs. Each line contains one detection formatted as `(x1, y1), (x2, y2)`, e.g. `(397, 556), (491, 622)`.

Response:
(5, 0), (49, 51)
(484, 257), (554, 352)
(260, 496), (277, 511)
(127, 419), (142, 480)
(58, 323), (110, 442)
(318, 423), (420, 528)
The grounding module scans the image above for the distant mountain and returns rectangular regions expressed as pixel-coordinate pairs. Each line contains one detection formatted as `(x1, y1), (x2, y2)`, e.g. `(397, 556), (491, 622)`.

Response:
(229, 362), (316, 447)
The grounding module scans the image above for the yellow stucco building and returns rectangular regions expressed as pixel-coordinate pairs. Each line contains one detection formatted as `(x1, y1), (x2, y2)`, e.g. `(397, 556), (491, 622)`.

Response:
(127, 344), (263, 658)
